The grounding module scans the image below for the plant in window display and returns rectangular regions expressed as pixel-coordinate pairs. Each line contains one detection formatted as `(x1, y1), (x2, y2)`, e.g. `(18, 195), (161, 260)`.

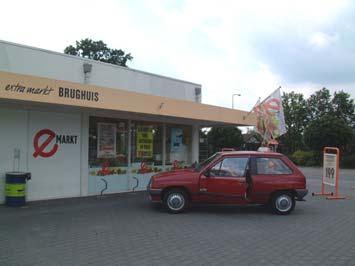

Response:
(171, 160), (188, 170)
(89, 162), (127, 176)
(131, 168), (138, 174)
(153, 167), (163, 172)
(112, 168), (127, 175)
(130, 160), (163, 174)
(97, 162), (113, 176)
(138, 161), (152, 174)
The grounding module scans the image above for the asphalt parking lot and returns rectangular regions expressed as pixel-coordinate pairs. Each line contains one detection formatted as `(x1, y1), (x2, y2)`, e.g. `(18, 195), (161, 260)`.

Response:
(0, 167), (354, 266)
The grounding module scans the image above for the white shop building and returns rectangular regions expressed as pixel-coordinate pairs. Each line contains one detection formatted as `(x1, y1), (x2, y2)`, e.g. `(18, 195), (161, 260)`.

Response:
(0, 40), (255, 203)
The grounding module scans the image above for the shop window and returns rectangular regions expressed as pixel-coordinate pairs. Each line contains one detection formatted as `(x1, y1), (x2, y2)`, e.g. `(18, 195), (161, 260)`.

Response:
(89, 117), (128, 168)
(166, 125), (192, 169)
(131, 121), (163, 175)
(88, 117), (129, 195)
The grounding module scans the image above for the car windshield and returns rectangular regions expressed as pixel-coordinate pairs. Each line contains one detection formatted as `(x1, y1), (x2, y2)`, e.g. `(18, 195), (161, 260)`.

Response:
(194, 153), (221, 171)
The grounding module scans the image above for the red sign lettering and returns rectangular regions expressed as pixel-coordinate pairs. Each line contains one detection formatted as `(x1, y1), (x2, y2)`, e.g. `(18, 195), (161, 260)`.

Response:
(33, 129), (59, 158)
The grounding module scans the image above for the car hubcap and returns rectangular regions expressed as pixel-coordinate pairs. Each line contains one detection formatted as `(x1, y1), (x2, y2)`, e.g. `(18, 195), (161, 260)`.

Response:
(167, 193), (185, 211)
(275, 195), (292, 212)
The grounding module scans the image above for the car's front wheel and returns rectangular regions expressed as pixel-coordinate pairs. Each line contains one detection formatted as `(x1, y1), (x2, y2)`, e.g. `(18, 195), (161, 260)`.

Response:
(270, 191), (295, 215)
(163, 189), (188, 214)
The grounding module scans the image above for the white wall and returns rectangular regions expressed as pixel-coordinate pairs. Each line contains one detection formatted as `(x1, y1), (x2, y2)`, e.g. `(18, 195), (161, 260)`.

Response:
(0, 108), (28, 203)
(27, 111), (81, 200)
(0, 106), (201, 202)
(0, 107), (82, 202)
(0, 40), (201, 102)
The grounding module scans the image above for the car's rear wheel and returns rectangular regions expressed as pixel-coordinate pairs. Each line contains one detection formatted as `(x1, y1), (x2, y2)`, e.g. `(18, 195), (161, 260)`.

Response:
(270, 191), (295, 215)
(163, 189), (188, 214)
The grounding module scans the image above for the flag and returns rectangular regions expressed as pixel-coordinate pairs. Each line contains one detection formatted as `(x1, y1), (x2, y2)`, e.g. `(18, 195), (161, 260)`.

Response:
(254, 88), (287, 141)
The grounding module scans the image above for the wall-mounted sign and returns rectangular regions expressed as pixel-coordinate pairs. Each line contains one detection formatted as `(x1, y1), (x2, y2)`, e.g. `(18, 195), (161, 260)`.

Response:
(136, 126), (153, 158)
(0, 71), (257, 126)
(2, 83), (100, 102)
(59, 87), (99, 102)
(33, 128), (78, 158)
(97, 123), (117, 158)
(5, 83), (54, 95)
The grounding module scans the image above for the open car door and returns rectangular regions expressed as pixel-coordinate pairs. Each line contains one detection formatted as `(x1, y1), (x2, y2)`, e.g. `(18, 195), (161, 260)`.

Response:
(199, 156), (249, 204)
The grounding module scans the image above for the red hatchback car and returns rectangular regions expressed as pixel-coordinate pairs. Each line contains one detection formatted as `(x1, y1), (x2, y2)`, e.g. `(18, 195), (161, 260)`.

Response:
(148, 151), (308, 215)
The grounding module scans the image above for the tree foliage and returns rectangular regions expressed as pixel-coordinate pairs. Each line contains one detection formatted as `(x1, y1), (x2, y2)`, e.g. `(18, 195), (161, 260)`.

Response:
(307, 87), (333, 120)
(281, 88), (354, 155)
(64, 38), (133, 67)
(207, 127), (243, 154)
(306, 88), (354, 126)
(281, 92), (308, 153)
(304, 114), (353, 153)
(332, 90), (355, 128)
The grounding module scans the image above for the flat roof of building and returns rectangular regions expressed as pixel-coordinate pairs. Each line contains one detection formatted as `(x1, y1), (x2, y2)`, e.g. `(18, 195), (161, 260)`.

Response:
(0, 39), (201, 87)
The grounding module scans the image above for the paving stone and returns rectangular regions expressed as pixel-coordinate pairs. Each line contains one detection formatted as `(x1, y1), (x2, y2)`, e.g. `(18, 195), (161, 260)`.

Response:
(0, 167), (354, 266)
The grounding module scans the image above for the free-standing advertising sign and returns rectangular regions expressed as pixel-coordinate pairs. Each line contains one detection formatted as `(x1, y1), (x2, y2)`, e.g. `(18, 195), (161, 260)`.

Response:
(323, 153), (337, 186)
(97, 123), (116, 158)
(313, 147), (346, 199)
(136, 126), (153, 158)
(313, 147), (347, 199)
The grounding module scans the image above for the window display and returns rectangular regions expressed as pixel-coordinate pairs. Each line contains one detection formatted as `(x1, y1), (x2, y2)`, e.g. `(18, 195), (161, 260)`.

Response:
(130, 122), (163, 190)
(88, 117), (128, 194)
(88, 117), (193, 195)
(166, 125), (192, 170)
(97, 122), (116, 158)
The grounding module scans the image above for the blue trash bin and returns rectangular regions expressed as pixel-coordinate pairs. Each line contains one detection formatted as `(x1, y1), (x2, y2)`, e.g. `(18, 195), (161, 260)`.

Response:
(5, 172), (31, 207)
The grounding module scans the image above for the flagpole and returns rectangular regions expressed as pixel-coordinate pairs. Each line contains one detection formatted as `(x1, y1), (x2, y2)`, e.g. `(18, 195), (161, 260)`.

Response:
(243, 86), (281, 120)
(259, 86), (281, 105)
(243, 97), (261, 120)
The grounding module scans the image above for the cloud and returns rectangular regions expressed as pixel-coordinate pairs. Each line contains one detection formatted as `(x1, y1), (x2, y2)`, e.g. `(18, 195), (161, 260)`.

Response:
(127, 0), (355, 105)
(309, 32), (338, 48)
(0, 0), (354, 111)
(243, 0), (355, 85)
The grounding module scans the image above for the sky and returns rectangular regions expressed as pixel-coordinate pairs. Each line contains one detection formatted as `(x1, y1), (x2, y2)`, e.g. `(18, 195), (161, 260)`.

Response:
(1, 0), (354, 111)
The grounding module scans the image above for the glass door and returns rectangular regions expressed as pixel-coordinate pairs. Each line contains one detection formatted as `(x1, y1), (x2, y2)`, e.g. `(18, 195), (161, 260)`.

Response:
(88, 116), (129, 195)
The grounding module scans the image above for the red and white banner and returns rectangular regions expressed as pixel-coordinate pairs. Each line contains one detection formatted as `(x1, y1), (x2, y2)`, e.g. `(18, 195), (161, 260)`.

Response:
(254, 88), (287, 142)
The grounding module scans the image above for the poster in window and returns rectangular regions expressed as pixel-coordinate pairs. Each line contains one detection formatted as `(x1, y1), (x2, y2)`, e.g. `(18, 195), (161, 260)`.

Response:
(171, 128), (183, 152)
(136, 126), (153, 158)
(97, 123), (116, 158)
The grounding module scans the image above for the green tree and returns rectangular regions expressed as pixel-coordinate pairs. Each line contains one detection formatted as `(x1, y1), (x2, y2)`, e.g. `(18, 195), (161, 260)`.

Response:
(281, 92), (308, 153)
(64, 38), (133, 67)
(331, 91), (355, 128)
(207, 126), (243, 154)
(307, 88), (333, 120)
(304, 114), (353, 153)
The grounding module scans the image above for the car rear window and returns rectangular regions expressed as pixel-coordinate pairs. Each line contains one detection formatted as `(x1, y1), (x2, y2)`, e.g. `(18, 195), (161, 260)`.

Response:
(256, 157), (292, 175)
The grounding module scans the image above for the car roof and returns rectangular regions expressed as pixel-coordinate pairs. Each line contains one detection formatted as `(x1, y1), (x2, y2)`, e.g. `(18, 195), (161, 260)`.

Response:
(218, 151), (283, 157)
